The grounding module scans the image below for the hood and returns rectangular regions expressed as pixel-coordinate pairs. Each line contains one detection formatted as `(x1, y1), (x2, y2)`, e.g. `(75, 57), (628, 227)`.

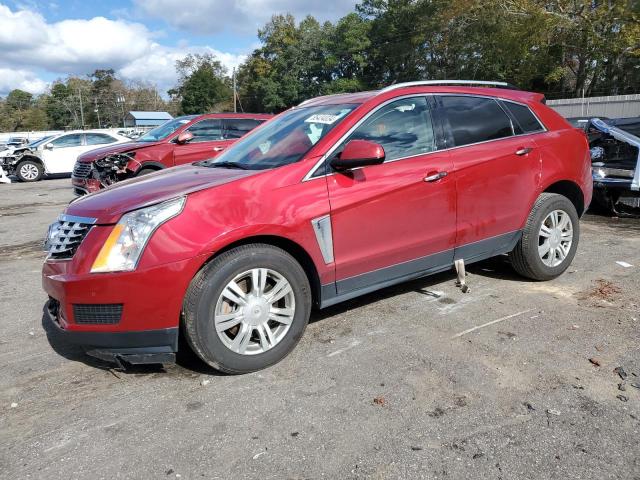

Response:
(76, 140), (160, 163)
(66, 163), (259, 223)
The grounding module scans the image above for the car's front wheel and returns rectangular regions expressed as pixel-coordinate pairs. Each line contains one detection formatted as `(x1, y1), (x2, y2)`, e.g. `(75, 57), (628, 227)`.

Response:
(183, 244), (312, 374)
(509, 193), (580, 280)
(16, 160), (43, 182)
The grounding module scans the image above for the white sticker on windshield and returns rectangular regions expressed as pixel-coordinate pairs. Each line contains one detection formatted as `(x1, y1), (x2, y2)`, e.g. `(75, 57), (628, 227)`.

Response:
(305, 114), (342, 125)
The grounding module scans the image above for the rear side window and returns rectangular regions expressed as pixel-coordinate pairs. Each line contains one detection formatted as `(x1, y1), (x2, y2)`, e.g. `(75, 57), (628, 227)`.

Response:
(187, 119), (223, 142)
(502, 102), (544, 134)
(223, 119), (263, 139)
(440, 96), (513, 147)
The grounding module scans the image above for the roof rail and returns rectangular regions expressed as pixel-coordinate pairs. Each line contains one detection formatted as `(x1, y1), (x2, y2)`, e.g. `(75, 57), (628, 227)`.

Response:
(379, 80), (519, 93)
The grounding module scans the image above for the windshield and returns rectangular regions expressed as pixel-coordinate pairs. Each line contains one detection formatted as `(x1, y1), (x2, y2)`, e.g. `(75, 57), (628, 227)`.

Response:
(27, 136), (52, 148)
(137, 116), (196, 142)
(205, 104), (357, 170)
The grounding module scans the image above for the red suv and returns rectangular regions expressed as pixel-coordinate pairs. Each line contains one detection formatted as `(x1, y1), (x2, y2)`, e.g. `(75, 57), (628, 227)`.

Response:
(71, 113), (272, 195)
(43, 81), (592, 373)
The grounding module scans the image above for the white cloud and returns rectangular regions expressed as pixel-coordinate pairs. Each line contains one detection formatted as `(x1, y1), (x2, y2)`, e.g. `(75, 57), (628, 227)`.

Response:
(0, 5), (152, 73)
(0, 68), (48, 95)
(0, 3), (248, 97)
(119, 44), (246, 93)
(135, 0), (359, 35)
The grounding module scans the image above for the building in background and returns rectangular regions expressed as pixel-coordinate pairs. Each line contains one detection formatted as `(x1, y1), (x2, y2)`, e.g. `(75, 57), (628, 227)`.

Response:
(548, 94), (640, 119)
(124, 111), (173, 128)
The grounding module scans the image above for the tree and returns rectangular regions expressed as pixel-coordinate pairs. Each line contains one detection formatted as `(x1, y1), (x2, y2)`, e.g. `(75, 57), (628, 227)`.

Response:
(169, 53), (231, 114)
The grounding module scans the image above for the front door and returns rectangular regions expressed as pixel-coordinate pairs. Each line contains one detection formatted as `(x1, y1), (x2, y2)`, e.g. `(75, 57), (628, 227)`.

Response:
(326, 96), (456, 294)
(42, 133), (86, 173)
(173, 118), (229, 165)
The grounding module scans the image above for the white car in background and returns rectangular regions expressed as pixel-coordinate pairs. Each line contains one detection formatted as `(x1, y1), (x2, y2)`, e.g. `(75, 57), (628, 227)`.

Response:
(0, 130), (129, 182)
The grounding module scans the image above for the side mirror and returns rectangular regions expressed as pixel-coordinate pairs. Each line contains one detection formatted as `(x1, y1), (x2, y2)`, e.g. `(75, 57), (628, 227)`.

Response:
(44, 143), (54, 150)
(176, 132), (194, 144)
(331, 139), (385, 170)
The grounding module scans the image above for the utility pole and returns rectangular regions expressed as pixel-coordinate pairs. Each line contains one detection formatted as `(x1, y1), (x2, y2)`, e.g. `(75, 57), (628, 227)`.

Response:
(233, 68), (237, 113)
(117, 95), (126, 128)
(94, 98), (101, 128)
(78, 88), (85, 128)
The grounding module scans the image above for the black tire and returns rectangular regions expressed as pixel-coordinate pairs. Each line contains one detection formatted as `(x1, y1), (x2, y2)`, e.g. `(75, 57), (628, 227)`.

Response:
(509, 193), (580, 281)
(136, 168), (157, 176)
(16, 160), (43, 182)
(183, 244), (312, 374)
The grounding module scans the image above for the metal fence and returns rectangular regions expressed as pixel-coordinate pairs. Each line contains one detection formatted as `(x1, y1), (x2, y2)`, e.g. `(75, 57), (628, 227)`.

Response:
(547, 94), (640, 119)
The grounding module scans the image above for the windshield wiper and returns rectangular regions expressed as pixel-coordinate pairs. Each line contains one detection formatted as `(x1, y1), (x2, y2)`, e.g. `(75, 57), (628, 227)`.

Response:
(208, 161), (251, 170)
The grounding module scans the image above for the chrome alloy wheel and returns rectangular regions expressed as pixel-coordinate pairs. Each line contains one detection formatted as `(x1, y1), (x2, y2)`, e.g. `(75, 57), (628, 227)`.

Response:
(538, 209), (573, 267)
(20, 163), (39, 180)
(214, 268), (295, 355)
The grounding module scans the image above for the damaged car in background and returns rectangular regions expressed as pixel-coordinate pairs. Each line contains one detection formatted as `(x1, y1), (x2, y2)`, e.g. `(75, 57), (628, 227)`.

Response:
(0, 131), (129, 182)
(72, 113), (272, 195)
(587, 117), (640, 215)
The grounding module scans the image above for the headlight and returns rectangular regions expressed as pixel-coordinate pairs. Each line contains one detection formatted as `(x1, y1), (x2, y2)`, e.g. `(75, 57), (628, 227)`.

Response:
(90, 197), (185, 273)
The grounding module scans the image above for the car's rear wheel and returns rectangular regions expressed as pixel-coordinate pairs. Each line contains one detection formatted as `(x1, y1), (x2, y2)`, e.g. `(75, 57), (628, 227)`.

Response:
(16, 160), (43, 182)
(183, 244), (311, 374)
(509, 193), (580, 280)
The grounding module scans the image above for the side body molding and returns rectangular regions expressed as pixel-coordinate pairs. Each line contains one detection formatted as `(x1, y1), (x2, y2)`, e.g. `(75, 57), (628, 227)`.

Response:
(311, 215), (334, 264)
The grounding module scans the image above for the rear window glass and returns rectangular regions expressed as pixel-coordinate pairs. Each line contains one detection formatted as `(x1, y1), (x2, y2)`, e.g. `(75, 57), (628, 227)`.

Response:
(440, 96), (514, 147)
(503, 102), (544, 134)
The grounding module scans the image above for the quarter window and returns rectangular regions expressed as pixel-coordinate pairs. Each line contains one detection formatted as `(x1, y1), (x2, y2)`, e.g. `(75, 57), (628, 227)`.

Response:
(51, 134), (83, 148)
(343, 96), (436, 162)
(186, 119), (223, 142)
(502, 102), (544, 134)
(440, 96), (513, 147)
(223, 119), (263, 139)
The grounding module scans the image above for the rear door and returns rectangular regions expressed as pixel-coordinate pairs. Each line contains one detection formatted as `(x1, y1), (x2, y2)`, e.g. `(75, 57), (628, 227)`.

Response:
(437, 95), (542, 259)
(42, 133), (86, 173)
(326, 95), (456, 295)
(173, 118), (227, 165)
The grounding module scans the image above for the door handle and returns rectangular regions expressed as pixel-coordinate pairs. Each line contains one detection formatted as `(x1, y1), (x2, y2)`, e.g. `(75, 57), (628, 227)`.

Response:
(424, 171), (448, 182)
(515, 147), (533, 156)
(213, 146), (226, 152)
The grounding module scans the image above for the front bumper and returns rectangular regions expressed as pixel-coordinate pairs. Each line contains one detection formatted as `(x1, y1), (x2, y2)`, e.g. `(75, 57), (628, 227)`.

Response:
(44, 299), (178, 364)
(42, 251), (207, 366)
(71, 176), (102, 195)
(593, 176), (639, 193)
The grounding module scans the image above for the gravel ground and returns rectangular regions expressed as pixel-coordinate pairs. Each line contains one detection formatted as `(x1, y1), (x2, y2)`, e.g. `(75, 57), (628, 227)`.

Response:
(1, 177), (639, 480)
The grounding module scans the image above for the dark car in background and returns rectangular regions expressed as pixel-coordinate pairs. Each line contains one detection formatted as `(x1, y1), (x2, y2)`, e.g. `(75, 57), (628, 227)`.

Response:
(71, 113), (272, 195)
(586, 117), (640, 215)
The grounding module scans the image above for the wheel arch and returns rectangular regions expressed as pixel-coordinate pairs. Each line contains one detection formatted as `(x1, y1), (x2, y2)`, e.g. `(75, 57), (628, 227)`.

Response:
(17, 154), (44, 167)
(199, 235), (322, 309)
(134, 161), (165, 173)
(16, 155), (46, 175)
(542, 180), (585, 216)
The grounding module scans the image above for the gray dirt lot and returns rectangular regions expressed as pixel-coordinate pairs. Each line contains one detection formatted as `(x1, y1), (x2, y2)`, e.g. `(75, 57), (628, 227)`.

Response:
(1, 177), (639, 480)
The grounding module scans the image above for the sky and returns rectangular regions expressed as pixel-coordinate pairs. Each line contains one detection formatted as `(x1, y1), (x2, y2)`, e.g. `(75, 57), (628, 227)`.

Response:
(0, 0), (359, 96)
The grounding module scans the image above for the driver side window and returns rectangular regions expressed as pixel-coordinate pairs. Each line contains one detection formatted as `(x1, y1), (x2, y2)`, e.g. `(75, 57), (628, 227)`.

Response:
(343, 96), (436, 162)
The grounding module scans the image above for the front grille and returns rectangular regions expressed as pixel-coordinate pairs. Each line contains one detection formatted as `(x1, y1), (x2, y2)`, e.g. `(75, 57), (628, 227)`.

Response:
(72, 162), (92, 178)
(45, 215), (96, 259)
(73, 304), (123, 324)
